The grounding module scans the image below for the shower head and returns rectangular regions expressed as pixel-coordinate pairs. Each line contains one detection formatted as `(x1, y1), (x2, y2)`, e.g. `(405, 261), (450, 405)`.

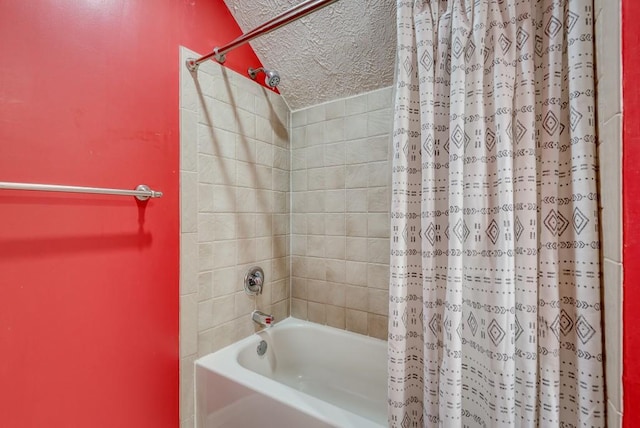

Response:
(248, 67), (280, 89)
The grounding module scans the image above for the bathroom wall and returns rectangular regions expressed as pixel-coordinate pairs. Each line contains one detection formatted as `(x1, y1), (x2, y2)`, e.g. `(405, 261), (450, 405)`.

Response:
(594, 1), (624, 426)
(289, 87), (393, 339)
(179, 47), (291, 427)
(623, 1), (640, 427)
(0, 1), (266, 427)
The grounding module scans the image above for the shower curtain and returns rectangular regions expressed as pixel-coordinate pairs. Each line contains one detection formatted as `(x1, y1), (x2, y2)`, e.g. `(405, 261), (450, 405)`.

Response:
(389, 0), (604, 427)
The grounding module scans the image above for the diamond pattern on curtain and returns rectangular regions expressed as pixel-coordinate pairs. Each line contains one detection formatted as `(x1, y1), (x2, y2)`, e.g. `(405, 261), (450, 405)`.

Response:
(388, 0), (604, 426)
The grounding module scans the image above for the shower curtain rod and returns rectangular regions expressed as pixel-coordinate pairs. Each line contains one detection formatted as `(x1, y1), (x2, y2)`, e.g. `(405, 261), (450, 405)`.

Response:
(186, 0), (340, 71)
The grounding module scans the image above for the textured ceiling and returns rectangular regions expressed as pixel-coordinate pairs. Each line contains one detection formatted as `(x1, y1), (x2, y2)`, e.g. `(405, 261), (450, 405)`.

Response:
(224, 0), (396, 110)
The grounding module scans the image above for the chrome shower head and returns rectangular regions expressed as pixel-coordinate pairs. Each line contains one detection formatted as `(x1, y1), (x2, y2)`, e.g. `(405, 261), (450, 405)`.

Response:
(248, 67), (280, 89)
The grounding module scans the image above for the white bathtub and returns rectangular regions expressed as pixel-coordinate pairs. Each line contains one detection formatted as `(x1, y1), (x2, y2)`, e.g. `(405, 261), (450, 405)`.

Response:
(196, 317), (388, 428)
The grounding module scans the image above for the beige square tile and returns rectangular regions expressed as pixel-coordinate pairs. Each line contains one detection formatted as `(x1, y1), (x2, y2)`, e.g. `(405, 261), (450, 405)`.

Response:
(180, 355), (197, 421)
(307, 235), (325, 257)
(290, 252), (306, 273)
(291, 276), (308, 299)
(368, 161), (390, 188)
(346, 164), (368, 188)
(368, 264), (390, 290)
(307, 279), (329, 303)
(180, 293), (198, 357)
(272, 235), (287, 259)
(368, 289), (388, 315)
(325, 119), (345, 143)
(308, 302), (327, 324)
(326, 305), (346, 329)
(292, 298), (308, 319)
(181, 109), (198, 172)
(368, 187), (389, 212)
(345, 113), (368, 140)
(272, 257), (289, 281)
(346, 237), (368, 262)
(307, 213), (325, 235)
(234, 292), (255, 318)
(235, 187), (256, 213)
(307, 191), (325, 213)
(236, 136), (256, 164)
(346, 261), (368, 286)
(197, 213), (214, 242)
(326, 260), (346, 283)
(325, 166), (346, 189)
(308, 168), (326, 190)
(198, 184), (214, 212)
(212, 267), (236, 297)
(346, 189), (368, 212)
(368, 238), (389, 264)
(347, 213), (368, 237)
(325, 99), (346, 120)
(368, 135), (391, 162)
(255, 214), (273, 237)
(181, 171), (198, 233)
(212, 294), (235, 325)
(236, 239), (256, 265)
(292, 170), (307, 191)
(198, 243), (214, 272)
(346, 309), (368, 335)
(181, 233), (198, 294)
(271, 279), (288, 303)
(345, 285), (368, 311)
(367, 313), (388, 340)
(367, 108), (392, 137)
(213, 240), (236, 269)
(212, 185), (236, 212)
(291, 126), (306, 149)
(345, 94), (368, 116)
(325, 190), (346, 212)
(292, 110), (308, 128)
(325, 236), (346, 260)
(346, 138), (369, 165)
(198, 299), (214, 331)
(292, 234), (307, 256)
(325, 142), (345, 166)
(367, 87), (393, 111)
(306, 104), (326, 124)
(197, 271), (214, 302)
(307, 122), (326, 147)
(325, 213), (346, 235)
(327, 282), (346, 306)
(235, 214), (255, 239)
(306, 257), (326, 280)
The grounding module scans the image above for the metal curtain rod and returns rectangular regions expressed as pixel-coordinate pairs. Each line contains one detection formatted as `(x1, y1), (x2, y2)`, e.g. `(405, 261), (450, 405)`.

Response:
(186, 0), (340, 71)
(0, 182), (163, 201)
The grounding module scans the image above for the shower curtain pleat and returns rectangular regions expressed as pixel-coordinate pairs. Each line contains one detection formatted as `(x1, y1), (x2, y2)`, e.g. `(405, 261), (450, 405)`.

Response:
(389, 0), (605, 426)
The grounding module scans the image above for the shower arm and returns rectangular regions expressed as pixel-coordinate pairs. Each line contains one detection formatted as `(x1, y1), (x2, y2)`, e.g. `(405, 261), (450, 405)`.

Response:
(185, 0), (340, 71)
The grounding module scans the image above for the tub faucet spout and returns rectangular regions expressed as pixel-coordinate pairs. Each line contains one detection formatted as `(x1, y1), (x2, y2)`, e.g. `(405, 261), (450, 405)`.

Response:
(252, 310), (274, 328)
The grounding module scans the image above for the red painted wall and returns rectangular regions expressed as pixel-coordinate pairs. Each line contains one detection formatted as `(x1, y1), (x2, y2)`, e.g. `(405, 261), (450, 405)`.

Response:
(624, 0), (640, 426)
(0, 1), (264, 427)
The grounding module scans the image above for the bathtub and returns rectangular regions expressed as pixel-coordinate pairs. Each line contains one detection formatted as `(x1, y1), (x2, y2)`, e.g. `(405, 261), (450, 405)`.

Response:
(195, 317), (388, 428)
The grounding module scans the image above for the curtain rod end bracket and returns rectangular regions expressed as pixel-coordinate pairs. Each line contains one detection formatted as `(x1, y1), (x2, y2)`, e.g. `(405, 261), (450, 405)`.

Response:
(213, 48), (226, 64)
(185, 58), (199, 72)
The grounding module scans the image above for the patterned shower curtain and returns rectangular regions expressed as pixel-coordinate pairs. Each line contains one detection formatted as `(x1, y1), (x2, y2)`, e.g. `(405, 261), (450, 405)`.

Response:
(389, 0), (604, 427)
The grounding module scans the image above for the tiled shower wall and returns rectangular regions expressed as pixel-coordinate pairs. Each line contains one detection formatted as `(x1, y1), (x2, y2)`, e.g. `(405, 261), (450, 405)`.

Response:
(179, 47), (290, 427)
(289, 87), (393, 340)
(594, 1), (623, 426)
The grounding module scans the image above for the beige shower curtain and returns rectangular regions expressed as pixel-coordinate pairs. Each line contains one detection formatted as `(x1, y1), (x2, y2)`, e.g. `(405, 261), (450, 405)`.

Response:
(389, 0), (605, 426)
